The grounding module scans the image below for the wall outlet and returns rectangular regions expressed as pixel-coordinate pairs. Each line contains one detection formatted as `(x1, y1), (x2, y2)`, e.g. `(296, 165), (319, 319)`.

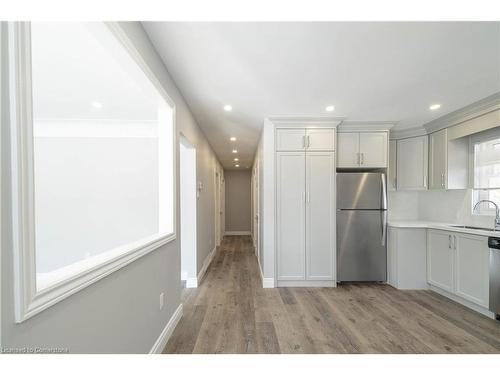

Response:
(159, 292), (165, 310)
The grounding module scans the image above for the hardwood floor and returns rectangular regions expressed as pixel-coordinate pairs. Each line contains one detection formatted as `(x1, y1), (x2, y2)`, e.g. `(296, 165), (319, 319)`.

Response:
(164, 235), (500, 354)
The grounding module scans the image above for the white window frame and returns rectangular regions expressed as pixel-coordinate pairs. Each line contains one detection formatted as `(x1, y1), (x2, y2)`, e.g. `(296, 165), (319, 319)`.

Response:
(8, 22), (177, 323)
(470, 127), (500, 216)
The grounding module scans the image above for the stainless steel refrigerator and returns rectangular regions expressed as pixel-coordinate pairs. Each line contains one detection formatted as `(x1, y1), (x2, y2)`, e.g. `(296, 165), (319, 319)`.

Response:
(337, 172), (387, 282)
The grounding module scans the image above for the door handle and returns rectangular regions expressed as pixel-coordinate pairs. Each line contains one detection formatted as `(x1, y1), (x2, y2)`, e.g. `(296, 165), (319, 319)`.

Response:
(448, 235), (451, 249)
(381, 211), (387, 246)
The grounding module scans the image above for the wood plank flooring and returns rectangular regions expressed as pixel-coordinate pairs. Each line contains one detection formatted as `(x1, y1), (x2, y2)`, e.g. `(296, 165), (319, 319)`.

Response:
(164, 235), (500, 354)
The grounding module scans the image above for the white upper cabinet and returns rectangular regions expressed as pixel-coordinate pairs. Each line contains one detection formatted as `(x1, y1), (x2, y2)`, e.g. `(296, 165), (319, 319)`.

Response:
(388, 140), (397, 190)
(396, 135), (428, 190)
(276, 128), (306, 151)
(337, 132), (360, 167)
(337, 131), (388, 168)
(359, 132), (388, 168)
(306, 128), (335, 151)
(276, 128), (335, 151)
(429, 128), (468, 190)
(429, 129), (447, 189)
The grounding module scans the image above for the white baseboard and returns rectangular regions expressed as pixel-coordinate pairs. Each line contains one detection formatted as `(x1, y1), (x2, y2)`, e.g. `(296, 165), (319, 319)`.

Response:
(224, 231), (251, 236)
(197, 246), (216, 284)
(259, 263), (274, 288)
(149, 304), (183, 354)
(185, 277), (198, 288)
(429, 285), (495, 319)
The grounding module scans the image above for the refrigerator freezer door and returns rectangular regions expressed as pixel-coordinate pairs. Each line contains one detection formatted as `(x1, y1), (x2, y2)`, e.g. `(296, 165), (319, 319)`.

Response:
(337, 210), (387, 282)
(337, 173), (385, 210)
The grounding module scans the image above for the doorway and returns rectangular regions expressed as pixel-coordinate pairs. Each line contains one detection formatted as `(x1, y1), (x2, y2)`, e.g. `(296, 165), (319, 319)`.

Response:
(180, 135), (197, 288)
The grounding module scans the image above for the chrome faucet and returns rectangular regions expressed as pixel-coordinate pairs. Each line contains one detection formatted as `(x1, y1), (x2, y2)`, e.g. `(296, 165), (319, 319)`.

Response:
(473, 199), (500, 230)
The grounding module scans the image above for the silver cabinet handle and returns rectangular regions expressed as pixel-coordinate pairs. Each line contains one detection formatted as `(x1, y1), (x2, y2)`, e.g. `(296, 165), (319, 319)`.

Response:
(448, 234), (451, 249)
(453, 235), (457, 250)
(357, 153), (360, 165)
(302, 135), (306, 149)
(441, 173), (445, 188)
(307, 191), (310, 203)
(307, 135), (311, 148)
(423, 175), (427, 188)
(361, 153), (364, 165)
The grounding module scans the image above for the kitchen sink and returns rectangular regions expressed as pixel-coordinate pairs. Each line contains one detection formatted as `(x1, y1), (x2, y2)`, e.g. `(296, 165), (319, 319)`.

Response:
(449, 225), (496, 232)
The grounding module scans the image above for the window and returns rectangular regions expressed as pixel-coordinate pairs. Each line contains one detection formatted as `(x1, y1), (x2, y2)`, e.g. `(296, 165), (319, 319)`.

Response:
(472, 128), (500, 215)
(9, 22), (175, 321)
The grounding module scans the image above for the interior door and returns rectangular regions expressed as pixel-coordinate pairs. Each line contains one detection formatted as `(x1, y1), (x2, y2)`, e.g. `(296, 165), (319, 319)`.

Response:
(427, 230), (454, 292)
(277, 152), (306, 280)
(359, 132), (388, 168)
(306, 152), (335, 280)
(454, 234), (489, 308)
(306, 128), (335, 151)
(337, 132), (359, 167)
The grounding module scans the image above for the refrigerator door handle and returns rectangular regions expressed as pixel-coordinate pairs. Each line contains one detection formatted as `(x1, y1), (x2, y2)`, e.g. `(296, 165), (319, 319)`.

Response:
(381, 173), (387, 210)
(381, 210), (387, 246)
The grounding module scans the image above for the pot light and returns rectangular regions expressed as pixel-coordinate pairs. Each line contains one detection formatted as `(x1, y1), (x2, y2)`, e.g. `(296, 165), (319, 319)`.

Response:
(235, 164), (240, 167)
(325, 105), (335, 112)
(429, 104), (441, 110)
(232, 149), (238, 154)
(224, 105), (232, 112)
(234, 158), (239, 161)
(91, 101), (103, 109)
(230, 137), (237, 141)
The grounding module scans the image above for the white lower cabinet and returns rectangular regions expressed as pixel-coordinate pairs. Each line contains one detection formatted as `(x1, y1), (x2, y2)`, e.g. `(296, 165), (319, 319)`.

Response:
(276, 148), (336, 286)
(427, 229), (489, 309)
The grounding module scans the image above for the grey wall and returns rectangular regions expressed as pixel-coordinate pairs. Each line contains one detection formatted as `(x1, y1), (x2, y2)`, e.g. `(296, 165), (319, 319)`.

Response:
(224, 170), (252, 233)
(1, 22), (222, 353)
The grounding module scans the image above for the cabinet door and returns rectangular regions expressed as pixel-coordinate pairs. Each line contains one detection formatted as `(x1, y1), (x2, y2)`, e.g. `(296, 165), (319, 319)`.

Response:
(276, 128), (306, 151)
(388, 140), (397, 190)
(276, 152), (306, 280)
(454, 234), (489, 308)
(305, 152), (335, 280)
(429, 129), (447, 190)
(337, 132), (359, 167)
(427, 230), (454, 292)
(306, 128), (335, 151)
(359, 132), (388, 168)
(396, 136), (428, 190)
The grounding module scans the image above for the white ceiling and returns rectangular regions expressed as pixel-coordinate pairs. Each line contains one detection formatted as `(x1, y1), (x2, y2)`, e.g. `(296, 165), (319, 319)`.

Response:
(143, 22), (500, 169)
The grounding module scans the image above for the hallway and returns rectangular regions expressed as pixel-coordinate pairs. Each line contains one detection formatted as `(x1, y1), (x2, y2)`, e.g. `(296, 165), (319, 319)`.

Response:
(164, 236), (500, 354)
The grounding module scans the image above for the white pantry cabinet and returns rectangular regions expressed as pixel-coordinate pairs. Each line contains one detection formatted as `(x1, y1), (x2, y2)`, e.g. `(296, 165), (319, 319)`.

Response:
(276, 128), (335, 151)
(337, 132), (388, 168)
(428, 128), (468, 190)
(276, 127), (336, 286)
(396, 135), (428, 190)
(427, 229), (489, 308)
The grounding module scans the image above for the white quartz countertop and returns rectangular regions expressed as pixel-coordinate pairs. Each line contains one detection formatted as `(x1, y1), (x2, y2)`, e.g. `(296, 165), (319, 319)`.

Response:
(388, 220), (499, 237)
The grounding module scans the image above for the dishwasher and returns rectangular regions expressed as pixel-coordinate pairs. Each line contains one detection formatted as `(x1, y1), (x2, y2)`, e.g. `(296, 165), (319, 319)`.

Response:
(488, 237), (500, 320)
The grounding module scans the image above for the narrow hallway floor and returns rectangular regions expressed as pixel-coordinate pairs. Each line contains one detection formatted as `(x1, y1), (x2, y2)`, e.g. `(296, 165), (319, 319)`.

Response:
(164, 235), (500, 354)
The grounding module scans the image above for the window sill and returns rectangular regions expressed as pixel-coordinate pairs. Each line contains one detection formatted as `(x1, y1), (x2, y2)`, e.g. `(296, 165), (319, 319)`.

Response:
(18, 232), (175, 323)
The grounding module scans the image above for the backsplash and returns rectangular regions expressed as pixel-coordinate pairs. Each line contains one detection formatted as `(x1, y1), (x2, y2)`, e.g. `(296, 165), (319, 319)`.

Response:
(389, 189), (496, 229)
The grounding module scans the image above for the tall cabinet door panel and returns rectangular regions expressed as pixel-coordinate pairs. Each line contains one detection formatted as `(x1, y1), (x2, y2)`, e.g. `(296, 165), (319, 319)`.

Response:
(276, 152), (306, 280)
(427, 230), (454, 292)
(359, 132), (388, 168)
(454, 234), (489, 308)
(305, 152), (335, 280)
(276, 128), (306, 151)
(429, 129), (447, 190)
(337, 132), (359, 167)
(397, 135), (428, 190)
(306, 128), (335, 151)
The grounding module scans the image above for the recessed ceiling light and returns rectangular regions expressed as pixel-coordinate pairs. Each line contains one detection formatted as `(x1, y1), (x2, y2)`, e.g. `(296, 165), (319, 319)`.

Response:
(91, 101), (103, 109)
(429, 104), (441, 110)
(235, 164), (240, 167)
(224, 105), (232, 112)
(325, 105), (335, 112)
(234, 158), (239, 161)
(232, 149), (238, 154)
(230, 137), (237, 141)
